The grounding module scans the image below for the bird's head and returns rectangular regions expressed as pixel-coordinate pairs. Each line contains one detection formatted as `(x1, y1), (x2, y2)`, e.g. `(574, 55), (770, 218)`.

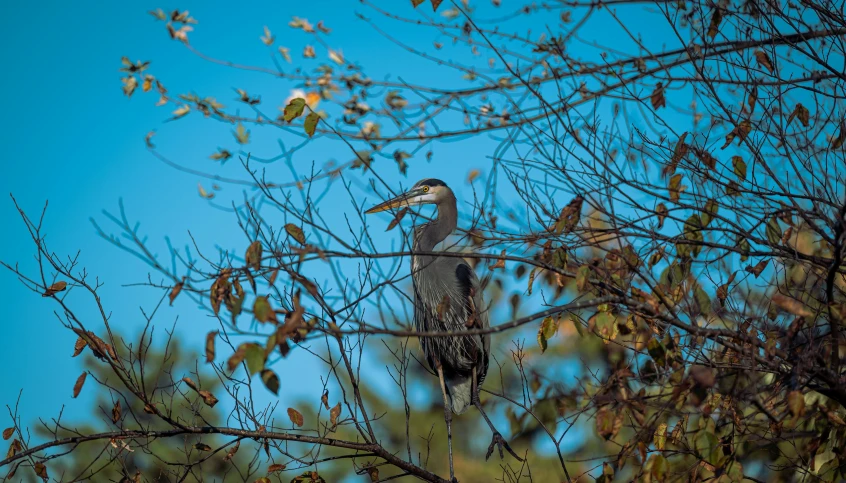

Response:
(364, 178), (452, 214)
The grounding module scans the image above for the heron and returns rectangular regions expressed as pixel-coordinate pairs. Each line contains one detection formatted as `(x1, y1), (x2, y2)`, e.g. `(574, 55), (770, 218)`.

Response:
(365, 178), (522, 481)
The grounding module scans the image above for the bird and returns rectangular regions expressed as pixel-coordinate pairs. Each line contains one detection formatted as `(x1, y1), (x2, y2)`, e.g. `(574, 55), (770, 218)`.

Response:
(365, 178), (522, 481)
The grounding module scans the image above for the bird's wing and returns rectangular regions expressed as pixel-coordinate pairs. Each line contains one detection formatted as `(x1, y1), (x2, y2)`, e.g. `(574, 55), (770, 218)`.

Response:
(454, 260), (491, 384)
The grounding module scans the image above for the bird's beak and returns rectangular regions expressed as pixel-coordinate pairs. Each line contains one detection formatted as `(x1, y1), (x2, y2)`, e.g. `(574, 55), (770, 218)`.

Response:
(364, 188), (431, 214)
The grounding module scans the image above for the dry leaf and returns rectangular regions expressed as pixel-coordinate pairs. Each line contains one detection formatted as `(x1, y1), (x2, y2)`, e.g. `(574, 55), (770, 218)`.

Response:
(771, 293), (812, 317)
(73, 372), (87, 398)
(169, 279), (184, 306)
(287, 408), (304, 427)
(650, 83), (666, 110)
(329, 402), (341, 429)
(205, 331), (217, 363)
(754, 50), (774, 73)
(489, 249), (506, 270)
(386, 208), (408, 231)
(43, 281), (67, 297)
(285, 224), (306, 244)
(112, 401), (122, 424)
(2, 427), (14, 440)
(223, 440), (240, 462)
(72, 337), (87, 357)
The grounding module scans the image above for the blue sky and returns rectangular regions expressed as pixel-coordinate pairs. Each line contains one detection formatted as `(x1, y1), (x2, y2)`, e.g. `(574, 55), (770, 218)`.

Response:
(0, 0), (681, 471)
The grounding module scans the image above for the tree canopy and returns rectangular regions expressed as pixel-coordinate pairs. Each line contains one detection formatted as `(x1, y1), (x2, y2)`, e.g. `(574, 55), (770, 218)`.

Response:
(3, 0), (846, 481)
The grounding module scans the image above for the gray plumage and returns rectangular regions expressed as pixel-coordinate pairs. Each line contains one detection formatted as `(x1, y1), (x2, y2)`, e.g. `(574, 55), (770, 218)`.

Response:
(411, 191), (490, 414)
(365, 178), (522, 476)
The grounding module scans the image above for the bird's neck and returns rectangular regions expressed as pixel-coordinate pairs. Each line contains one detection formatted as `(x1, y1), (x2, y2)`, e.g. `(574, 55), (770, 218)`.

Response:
(415, 196), (457, 252)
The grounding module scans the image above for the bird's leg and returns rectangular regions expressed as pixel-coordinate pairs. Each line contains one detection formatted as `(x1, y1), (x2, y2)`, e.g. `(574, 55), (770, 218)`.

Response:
(436, 361), (457, 482)
(472, 367), (524, 462)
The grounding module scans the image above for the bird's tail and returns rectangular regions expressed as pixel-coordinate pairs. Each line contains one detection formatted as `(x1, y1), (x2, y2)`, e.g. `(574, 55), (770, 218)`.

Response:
(445, 376), (473, 415)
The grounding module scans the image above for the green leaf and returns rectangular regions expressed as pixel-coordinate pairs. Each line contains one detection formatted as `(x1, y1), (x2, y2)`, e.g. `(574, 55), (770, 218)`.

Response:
(261, 369), (280, 395)
(765, 217), (782, 245)
(653, 422), (667, 450)
(575, 265), (590, 292)
(537, 316), (559, 353)
(283, 98), (306, 122)
(649, 454), (669, 480)
(732, 156), (747, 180)
(694, 284), (712, 316)
(244, 343), (265, 376)
(701, 199), (718, 227)
(738, 238), (751, 262)
(647, 338), (666, 366)
(304, 112), (320, 137)
(551, 247), (568, 269)
(253, 296), (276, 323)
(245, 241), (262, 271)
(669, 174), (683, 202)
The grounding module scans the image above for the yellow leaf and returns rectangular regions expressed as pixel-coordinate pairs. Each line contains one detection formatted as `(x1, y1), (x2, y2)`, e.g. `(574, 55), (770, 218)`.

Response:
(172, 104), (191, 119)
(328, 49), (344, 65)
(260, 26), (274, 45)
(466, 169), (480, 183)
(198, 183), (214, 199)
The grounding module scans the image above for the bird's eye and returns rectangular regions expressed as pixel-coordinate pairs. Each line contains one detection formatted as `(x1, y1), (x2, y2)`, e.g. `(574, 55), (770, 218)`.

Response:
(422, 186), (430, 192)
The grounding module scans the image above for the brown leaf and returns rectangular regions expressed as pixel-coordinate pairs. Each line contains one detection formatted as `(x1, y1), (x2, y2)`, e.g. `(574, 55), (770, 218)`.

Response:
(786, 103), (810, 127)
(489, 249), (506, 270)
(268, 463), (286, 474)
(112, 401), (122, 424)
(321, 390), (330, 410)
(656, 203), (668, 229)
(73, 372), (87, 398)
(72, 337), (87, 357)
(34, 462), (48, 479)
(707, 8), (722, 39)
(787, 390), (805, 417)
(722, 120), (752, 148)
(198, 390), (219, 407)
(261, 369), (280, 395)
(754, 50), (774, 74)
(287, 408), (304, 427)
(386, 208), (408, 231)
(650, 83), (666, 110)
(205, 331), (217, 363)
(664, 132), (688, 178)
(194, 442), (212, 451)
(431, 0), (444, 11)
(223, 440), (240, 462)
(6, 438), (21, 459)
(2, 427), (13, 441)
(42, 280), (67, 297)
(832, 125), (846, 150)
(329, 402), (341, 429)
(771, 293), (812, 317)
(285, 224), (306, 245)
(168, 279), (184, 306)
(553, 195), (583, 234)
(745, 259), (769, 278)
(747, 85), (757, 114)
